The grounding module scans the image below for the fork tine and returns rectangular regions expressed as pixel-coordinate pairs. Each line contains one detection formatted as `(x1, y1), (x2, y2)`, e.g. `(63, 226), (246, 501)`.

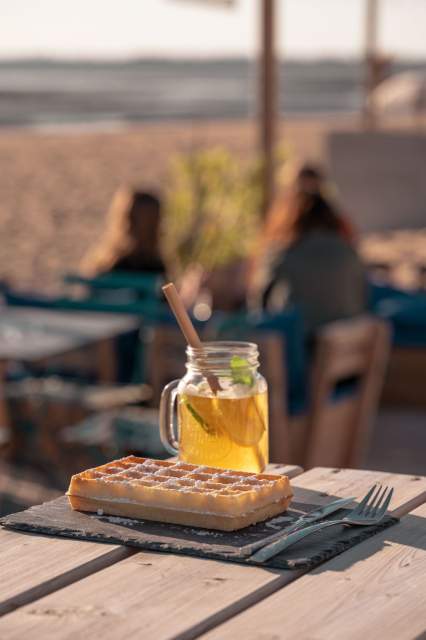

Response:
(377, 487), (394, 519)
(370, 485), (388, 517)
(365, 484), (384, 516)
(353, 485), (377, 515)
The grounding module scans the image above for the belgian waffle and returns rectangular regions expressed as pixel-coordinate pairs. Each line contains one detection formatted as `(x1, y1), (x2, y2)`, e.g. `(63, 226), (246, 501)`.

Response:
(67, 456), (292, 531)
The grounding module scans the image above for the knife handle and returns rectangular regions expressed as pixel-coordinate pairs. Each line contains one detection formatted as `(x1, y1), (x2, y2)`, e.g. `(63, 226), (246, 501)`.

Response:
(250, 519), (343, 563)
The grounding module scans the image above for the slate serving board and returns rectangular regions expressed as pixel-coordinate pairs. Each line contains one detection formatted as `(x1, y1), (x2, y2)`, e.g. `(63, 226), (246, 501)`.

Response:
(0, 496), (398, 570)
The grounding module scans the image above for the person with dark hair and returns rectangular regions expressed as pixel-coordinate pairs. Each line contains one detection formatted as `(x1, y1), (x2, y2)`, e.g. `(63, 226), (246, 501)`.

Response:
(260, 163), (356, 249)
(252, 189), (367, 335)
(294, 164), (324, 193)
(296, 163), (356, 242)
(81, 186), (166, 276)
(80, 187), (167, 383)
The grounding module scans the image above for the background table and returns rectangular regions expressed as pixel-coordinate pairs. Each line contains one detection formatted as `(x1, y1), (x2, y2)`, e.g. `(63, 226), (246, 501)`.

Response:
(0, 307), (138, 362)
(0, 466), (425, 640)
(0, 306), (138, 427)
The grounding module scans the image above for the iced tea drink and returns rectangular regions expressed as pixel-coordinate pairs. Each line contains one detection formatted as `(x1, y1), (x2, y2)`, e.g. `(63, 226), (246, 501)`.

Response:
(178, 382), (268, 472)
(160, 342), (269, 473)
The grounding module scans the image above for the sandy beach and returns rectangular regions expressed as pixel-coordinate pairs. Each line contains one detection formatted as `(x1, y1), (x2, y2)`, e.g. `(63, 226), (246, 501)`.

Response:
(0, 114), (424, 293)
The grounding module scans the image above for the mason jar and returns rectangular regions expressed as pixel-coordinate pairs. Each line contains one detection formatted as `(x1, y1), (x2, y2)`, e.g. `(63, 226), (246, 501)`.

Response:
(159, 341), (268, 472)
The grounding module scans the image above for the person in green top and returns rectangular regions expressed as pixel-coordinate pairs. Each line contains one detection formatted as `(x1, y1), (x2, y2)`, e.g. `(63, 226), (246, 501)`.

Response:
(254, 189), (367, 337)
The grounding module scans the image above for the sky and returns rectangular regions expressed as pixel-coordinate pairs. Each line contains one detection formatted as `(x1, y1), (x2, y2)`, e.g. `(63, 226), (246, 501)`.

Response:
(0, 0), (425, 60)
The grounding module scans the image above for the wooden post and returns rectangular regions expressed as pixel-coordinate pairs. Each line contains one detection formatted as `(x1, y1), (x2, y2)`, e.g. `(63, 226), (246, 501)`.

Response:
(260, 0), (277, 216)
(363, 0), (379, 129)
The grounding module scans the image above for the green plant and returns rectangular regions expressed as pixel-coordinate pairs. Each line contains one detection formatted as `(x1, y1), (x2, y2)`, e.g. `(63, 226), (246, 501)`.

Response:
(163, 146), (271, 274)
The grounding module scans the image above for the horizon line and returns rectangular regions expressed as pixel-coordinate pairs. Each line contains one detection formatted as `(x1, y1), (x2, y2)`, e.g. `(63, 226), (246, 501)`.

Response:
(0, 53), (425, 64)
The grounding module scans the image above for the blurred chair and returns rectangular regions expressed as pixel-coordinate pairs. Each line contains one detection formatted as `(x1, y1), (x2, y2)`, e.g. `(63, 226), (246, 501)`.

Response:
(255, 333), (291, 462)
(370, 283), (426, 407)
(4, 287), (166, 322)
(281, 316), (391, 468)
(210, 308), (307, 417)
(61, 406), (169, 464)
(63, 270), (164, 302)
(146, 325), (187, 405)
(5, 377), (153, 466)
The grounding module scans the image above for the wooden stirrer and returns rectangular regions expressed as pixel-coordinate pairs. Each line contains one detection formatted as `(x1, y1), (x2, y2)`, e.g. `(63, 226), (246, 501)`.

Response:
(162, 282), (221, 395)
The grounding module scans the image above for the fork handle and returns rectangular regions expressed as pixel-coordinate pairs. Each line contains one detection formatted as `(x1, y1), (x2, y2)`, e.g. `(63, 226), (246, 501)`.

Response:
(250, 520), (344, 563)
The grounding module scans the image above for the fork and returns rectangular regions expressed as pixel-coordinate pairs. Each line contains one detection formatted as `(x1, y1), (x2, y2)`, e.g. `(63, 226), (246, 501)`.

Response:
(250, 484), (394, 564)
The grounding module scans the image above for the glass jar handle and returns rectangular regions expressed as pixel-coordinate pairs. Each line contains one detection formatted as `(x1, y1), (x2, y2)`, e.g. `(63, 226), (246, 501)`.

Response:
(159, 379), (180, 455)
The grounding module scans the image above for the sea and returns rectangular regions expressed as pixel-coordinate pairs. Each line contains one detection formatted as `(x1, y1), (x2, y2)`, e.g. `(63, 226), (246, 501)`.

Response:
(0, 57), (425, 130)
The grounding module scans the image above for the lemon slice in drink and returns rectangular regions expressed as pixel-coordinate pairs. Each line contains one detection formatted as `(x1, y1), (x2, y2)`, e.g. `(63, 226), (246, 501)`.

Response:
(220, 392), (267, 447)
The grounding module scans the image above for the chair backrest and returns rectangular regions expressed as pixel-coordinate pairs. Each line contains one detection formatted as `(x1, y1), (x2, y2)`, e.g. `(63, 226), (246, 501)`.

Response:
(146, 325), (187, 404)
(209, 308), (307, 416)
(5, 288), (168, 321)
(255, 333), (291, 463)
(305, 315), (391, 468)
(64, 271), (164, 298)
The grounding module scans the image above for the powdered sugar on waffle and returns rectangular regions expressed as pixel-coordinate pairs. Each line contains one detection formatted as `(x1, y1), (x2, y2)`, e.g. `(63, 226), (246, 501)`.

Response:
(98, 515), (142, 526)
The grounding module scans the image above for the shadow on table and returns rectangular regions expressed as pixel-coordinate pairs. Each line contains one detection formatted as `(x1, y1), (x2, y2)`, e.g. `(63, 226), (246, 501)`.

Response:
(312, 510), (426, 575)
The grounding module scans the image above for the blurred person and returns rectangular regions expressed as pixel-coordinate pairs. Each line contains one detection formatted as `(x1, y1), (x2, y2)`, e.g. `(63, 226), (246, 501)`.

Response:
(261, 163), (356, 249)
(251, 190), (367, 336)
(81, 188), (167, 384)
(82, 187), (167, 277)
(247, 163), (356, 306)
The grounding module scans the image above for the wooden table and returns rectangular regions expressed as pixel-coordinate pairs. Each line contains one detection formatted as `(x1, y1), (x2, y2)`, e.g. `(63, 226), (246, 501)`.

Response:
(0, 466), (425, 640)
(0, 307), (138, 429)
(0, 307), (137, 364)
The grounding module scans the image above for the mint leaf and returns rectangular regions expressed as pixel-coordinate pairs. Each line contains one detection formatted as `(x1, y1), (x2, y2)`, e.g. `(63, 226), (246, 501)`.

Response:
(230, 355), (254, 387)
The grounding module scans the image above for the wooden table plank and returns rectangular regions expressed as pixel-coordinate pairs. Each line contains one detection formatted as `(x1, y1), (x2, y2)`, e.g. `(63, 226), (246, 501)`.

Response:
(266, 462), (303, 478)
(0, 550), (295, 640)
(0, 468), (423, 640)
(0, 529), (133, 616)
(202, 502), (426, 640)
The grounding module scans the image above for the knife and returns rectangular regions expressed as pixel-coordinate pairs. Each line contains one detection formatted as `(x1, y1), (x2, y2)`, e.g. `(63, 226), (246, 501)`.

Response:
(248, 496), (354, 562)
